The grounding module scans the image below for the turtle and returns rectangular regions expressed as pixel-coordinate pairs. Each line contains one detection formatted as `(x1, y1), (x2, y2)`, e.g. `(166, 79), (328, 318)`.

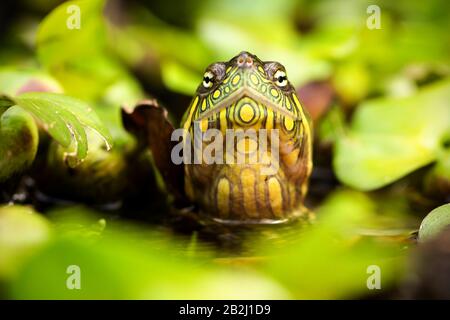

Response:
(122, 51), (314, 225)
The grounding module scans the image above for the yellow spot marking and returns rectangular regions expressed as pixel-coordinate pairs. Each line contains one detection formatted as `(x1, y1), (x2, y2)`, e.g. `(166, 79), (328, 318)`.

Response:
(283, 116), (294, 131)
(268, 177), (283, 218)
(258, 66), (265, 74)
(213, 90), (221, 99)
(224, 87), (230, 93)
(241, 169), (257, 217)
(217, 178), (230, 217)
(266, 109), (274, 130)
(201, 99), (207, 111)
(270, 88), (279, 97)
(286, 98), (291, 110)
(201, 118), (208, 132)
(250, 74), (259, 85)
(257, 176), (266, 213)
(239, 104), (255, 123)
(219, 109), (227, 132)
(232, 74), (241, 85)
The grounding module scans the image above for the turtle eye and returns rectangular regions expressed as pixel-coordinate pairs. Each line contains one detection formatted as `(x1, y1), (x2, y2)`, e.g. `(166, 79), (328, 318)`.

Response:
(274, 70), (288, 87)
(202, 71), (214, 88)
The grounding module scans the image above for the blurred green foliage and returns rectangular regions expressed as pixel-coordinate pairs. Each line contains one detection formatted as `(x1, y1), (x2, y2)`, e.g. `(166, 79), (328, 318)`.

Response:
(0, 205), (52, 279)
(0, 106), (38, 182)
(0, 0), (449, 299)
(1, 193), (408, 299)
(9, 223), (289, 299)
(260, 190), (408, 299)
(419, 204), (450, 242)
(334, 80), (450, 190)
(37, 0), (127, 101)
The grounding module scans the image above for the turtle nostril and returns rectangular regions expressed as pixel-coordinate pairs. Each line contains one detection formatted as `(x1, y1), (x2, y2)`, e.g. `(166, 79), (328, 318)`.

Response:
(237, 53), (254, 68)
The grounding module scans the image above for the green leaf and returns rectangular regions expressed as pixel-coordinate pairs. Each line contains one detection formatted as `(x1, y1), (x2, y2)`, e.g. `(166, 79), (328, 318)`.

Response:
(334, 79), (450, 190)
(334, 134), (436, 190)
(419, 203), (450, 242)
(0, 205), (52, 279)
(10, 219), (287, 299)
(160, 59), (201, 95)
(37, 0), (106, 68)
(10, 92), (112, 167)
(36, 0), (125, 100)
(0, 106), (39, 182)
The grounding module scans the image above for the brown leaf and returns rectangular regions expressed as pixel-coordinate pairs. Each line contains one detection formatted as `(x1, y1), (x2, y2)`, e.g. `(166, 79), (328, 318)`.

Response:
(297, 81), (334, 122)
(122, 100), (187, 205)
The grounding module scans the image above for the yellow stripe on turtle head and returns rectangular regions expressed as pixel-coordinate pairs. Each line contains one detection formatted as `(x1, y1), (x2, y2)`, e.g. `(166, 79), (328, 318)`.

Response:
(183, 96), (199, 130)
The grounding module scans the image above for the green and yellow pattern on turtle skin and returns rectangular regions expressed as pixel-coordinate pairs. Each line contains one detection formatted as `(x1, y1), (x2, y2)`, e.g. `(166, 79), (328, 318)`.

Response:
(181, 51), (312, 224)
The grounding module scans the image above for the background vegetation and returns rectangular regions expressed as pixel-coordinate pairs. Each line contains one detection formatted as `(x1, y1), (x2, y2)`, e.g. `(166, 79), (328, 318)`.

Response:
(0, 0), (449, 299)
